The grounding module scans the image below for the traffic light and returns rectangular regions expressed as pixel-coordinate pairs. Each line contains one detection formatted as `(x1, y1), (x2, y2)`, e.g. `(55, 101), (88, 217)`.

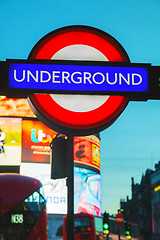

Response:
(51, 135), (68, 179)
(103, 211), (109, 235)
(125, 222), (131, 239)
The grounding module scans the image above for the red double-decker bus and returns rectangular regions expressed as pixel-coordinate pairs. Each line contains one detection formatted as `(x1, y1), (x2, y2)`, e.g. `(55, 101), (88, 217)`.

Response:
(63, 213), (104, 240)
(0, 173), (48, 240)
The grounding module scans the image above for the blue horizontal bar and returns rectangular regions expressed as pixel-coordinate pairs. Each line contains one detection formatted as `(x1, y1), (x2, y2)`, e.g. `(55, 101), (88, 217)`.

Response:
(8, 62), (149, 92)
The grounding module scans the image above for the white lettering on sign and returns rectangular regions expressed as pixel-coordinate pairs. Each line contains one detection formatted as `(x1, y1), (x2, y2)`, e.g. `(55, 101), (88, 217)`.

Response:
(40, 71), (51, 83)
(11, 214), (24, 224)
(28, 70), (38, 82)
(13, 70), (143, 86)
(14, 70), (25, 82)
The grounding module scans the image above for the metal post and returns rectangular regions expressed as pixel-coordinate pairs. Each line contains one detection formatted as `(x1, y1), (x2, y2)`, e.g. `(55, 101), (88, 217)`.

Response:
(66, 135), (74, 240)
(118, 226), (121, 240)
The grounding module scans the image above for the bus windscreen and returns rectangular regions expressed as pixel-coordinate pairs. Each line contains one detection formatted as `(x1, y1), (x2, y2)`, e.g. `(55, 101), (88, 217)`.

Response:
(74, 217), (91, 233)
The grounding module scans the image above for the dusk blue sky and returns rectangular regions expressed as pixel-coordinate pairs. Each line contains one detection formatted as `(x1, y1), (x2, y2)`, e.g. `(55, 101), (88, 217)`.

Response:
(1, 0), (160, 214)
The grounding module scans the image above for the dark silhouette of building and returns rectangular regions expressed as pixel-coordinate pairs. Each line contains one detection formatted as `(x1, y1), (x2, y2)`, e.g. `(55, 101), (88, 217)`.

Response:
(120, 169), (153, 240)
(150, 162), (160, 240)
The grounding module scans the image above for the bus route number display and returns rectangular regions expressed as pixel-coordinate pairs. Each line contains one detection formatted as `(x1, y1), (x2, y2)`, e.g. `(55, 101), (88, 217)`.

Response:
(11, 214), (24, 224)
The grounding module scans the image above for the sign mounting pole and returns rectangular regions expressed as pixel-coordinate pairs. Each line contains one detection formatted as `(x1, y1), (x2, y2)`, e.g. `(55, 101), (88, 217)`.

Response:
(66, 135), (74, 240)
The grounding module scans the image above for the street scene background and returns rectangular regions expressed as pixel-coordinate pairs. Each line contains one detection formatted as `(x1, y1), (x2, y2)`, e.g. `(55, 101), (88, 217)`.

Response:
(0, 0), (160, 216)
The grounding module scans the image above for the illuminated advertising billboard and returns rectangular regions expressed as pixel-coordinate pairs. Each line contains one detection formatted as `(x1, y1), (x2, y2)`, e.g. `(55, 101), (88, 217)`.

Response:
(74, 167), (101, 216)
(0, 97), (35, 117)
(22, 120), (57, 164)
(74, 135), (101, 216)
(0, 117), (21, 166)
(74, 135), (100, 173)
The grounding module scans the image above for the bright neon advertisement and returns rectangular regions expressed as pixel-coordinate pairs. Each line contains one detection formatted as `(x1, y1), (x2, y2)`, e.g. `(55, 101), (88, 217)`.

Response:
(74, 136), (100, 173)
(0, 117), (21, 166)
(74, 167), (101, 216)
(22, 120), (57, 164)
(0, 97), (35, 117)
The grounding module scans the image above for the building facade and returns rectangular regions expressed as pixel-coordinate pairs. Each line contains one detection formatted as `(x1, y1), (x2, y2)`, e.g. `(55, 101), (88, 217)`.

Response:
(150, 163), (160, 240)
(120, 169), (153, 240)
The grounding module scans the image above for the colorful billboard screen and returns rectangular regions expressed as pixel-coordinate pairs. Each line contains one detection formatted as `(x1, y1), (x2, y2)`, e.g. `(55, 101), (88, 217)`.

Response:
(0, 97), (35, 117)
(22, 120), (57, 164)
(74, 167), (101, 216)
(0, 117), (21, 166)
(74, 135), (100, 173)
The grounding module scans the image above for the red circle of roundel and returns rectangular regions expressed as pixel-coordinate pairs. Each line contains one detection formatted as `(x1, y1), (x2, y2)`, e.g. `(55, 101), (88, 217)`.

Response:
(28, 25), (130, 135)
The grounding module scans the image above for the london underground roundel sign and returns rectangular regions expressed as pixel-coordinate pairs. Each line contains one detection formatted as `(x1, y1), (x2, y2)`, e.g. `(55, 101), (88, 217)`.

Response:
(28, 25), (130, 135)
